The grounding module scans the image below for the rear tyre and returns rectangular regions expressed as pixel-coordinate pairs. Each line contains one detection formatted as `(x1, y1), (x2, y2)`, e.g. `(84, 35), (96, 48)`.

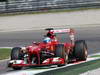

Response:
(11, 47), (23, 70)
(55, 44), (68, 67)
(74, 40), (88, 61)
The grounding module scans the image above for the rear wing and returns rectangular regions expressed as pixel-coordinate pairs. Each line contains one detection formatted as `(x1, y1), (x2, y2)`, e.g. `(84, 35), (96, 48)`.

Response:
(50, 28), (75, 34)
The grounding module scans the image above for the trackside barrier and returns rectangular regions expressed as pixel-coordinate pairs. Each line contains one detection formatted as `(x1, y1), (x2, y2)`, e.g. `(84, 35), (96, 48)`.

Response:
(0, 0), (100, 13)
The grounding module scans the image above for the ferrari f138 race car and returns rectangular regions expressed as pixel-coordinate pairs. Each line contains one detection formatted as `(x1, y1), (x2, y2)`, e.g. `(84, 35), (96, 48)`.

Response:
(8, 28), (88, 70)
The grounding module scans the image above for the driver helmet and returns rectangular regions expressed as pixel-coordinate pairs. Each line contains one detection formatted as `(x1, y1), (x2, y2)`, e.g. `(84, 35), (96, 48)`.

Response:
(43, 37), (51, 43)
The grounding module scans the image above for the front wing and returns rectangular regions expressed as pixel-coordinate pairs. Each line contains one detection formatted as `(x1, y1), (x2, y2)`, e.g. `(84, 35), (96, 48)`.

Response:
(8, 57), (65, 67)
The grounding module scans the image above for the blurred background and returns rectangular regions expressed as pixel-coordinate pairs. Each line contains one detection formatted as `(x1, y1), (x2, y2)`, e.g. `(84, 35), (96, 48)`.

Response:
(0, 0), (100, 13)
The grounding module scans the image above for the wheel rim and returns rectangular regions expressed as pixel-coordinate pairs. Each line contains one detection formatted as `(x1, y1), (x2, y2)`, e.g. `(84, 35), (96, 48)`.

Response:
(84, 46), (88, 59)
(64, 53), (68, 63)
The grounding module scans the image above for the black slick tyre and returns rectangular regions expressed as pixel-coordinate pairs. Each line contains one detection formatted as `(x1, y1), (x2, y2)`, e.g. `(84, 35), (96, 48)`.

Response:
(11, 47), (23, 70)
(55, 44), (68, 67)
(74, 40), (88, 61)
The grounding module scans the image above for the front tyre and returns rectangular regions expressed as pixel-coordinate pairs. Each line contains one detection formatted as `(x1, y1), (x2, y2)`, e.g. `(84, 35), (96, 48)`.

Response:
(74, 40), (88, 61)
(55, 44), (68, 67)
(11, 47), (23, 70)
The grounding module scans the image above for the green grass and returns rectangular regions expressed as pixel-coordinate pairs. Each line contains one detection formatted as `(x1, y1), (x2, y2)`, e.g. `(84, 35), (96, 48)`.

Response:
(38, 59), (100, 75)
(91, 55), (100, 57)
(0, 48), (11, 60)
(0, 7), (100, 16)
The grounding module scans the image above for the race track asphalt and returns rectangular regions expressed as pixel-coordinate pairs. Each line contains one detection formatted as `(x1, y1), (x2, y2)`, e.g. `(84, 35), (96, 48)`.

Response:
(0, 26), (100, 74)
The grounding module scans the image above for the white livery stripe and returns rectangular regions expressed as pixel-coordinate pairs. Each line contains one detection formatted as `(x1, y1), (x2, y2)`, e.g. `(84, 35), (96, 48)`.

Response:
(51, 29), (70, 33)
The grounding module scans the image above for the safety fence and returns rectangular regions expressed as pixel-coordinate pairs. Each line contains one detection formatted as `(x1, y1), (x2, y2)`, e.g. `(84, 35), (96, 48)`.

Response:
(0, 0), (100, 13)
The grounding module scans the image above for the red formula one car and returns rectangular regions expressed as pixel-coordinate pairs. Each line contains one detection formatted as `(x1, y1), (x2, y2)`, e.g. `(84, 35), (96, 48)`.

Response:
(8, 28), (88, 70)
